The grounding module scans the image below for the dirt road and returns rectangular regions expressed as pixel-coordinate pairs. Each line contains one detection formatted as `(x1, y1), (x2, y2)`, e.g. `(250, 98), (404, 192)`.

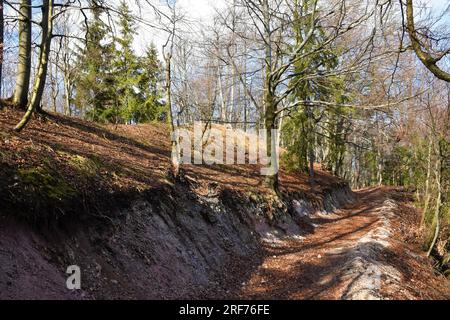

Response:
(238, 188), (450, 300)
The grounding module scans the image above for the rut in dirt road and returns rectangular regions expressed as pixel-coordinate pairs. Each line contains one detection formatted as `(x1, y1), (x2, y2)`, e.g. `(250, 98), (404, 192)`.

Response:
(238, 188), (450, 300)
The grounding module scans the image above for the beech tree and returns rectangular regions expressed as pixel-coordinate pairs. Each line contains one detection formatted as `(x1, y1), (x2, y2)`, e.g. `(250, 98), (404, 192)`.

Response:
(162, 1), (181, 178)
(15, 0), (53, 131)
(0, 0), (446, 270)
(226, 0), (390, 191)
(405, 0), (450, 83)
(12, 0), (32, 108)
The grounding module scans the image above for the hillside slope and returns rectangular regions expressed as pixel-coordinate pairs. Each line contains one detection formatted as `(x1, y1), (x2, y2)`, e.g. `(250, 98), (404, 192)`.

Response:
(0, 109), (448, 299)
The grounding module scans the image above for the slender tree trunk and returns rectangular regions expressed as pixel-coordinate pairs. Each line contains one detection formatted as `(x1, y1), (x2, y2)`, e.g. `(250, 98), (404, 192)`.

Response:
(264, 75), (279, 191)
(230, 65), (236, 125)
(243, 47), (248, 132)
(15, 0), (53, 131)
(334, 118), (344, 176)
(375, 112), (383, 186)
(264, 97), (279, 191)
(244, 96), (248, 131)
(50, 62), (58, 113)
(62, 48), (73, 116)
(309, 146), (315, 183)
(166, 53), (179, 177)
(262, 0), (279, 192)
(218, 63), (227, 121)
(377, 144), (383, 186)
(306, 106), (315, 184)
(406, 0), (450, 82)
(427, 137), (443, 257)
(421, 139), (433, 227)
(64, 76), (71, 116)
(13, 0), (32, 108)
(277, 109), (284, 149)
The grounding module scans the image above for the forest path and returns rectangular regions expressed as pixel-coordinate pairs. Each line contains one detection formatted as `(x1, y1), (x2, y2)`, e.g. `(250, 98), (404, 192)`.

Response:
(238, 187), (450, 300)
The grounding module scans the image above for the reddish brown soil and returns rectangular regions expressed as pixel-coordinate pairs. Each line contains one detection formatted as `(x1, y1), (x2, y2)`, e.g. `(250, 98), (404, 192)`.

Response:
(238, 187), (450, 300)
(0, 109), (340, 203)
(0, 109), (448, 300)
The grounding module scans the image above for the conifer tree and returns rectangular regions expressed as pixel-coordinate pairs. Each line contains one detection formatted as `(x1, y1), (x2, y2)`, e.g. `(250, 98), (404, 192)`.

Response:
(75, 1), (162, 124)
(74, 3), (115, 122)
(113, 1), (140, 124)
(283, 0), (347, 179)
(135, 43), (164, 123)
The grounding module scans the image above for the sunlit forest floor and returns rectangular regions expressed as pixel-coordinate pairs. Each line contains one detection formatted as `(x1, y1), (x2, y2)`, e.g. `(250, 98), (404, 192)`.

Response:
(0, 108), (448, 299)
(0, 108), (342, 221)
(239, 187), (449, 299)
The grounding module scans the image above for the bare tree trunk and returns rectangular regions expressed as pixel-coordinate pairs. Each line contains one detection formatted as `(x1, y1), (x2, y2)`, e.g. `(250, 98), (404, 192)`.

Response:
(427, 138), (443, 257)
(50, 61), (58, 113)
(421, 139), (433, 227)
(309, 148), (315, 183)
(376, 139), (383, 186)
(377, 154), (383, 186)
(406, 0), (450, 83)
(64, 76), (72, 116)
(306, 106), (315, 185)
(243, 44), (248, 132)
(229, 65), (236, 125)
(218, 63), (227, 121)
(262, 0), (279, 192)
(13, 0), (32, 108)
(264, 87), (279, 191)
(277, 109), (284, 149)
(227, 46), (259, 129)
(264, 102), (279, 194)
(165, 53), (179, 177)
(15, 0), (53, 132)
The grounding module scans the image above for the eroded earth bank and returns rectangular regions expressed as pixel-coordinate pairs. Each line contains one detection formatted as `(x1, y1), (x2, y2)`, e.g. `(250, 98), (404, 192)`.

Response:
(1, 182), (448, 300)
(0, 110), (448, 300)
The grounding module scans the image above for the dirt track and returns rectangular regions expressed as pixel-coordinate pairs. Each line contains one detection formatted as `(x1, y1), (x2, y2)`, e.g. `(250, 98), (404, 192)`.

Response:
(1, 110), (448, 300)
(238, 188), (450, 300)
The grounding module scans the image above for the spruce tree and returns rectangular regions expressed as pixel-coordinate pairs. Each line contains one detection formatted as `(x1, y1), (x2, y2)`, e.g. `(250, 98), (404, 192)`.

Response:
(136, 43), (164, 123)
(74, 4), (115, 122)
(283, 0), (347, 177)
(74, 1), (162, 124)
(112, 2), (163, 124)
(112, 1), (140, 124)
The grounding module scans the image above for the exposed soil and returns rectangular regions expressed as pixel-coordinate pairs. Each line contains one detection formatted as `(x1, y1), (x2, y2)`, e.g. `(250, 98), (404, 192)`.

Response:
(0, 109), (448, 300)
(238, 187), (450, 300)
(0, 109), (341, 222)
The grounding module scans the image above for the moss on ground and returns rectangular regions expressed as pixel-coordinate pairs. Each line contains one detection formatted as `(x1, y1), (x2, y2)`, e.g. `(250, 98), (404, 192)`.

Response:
(0, 150), (10, 162)
(57, 151), (102, 177)
(18, 166), (77, 201)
